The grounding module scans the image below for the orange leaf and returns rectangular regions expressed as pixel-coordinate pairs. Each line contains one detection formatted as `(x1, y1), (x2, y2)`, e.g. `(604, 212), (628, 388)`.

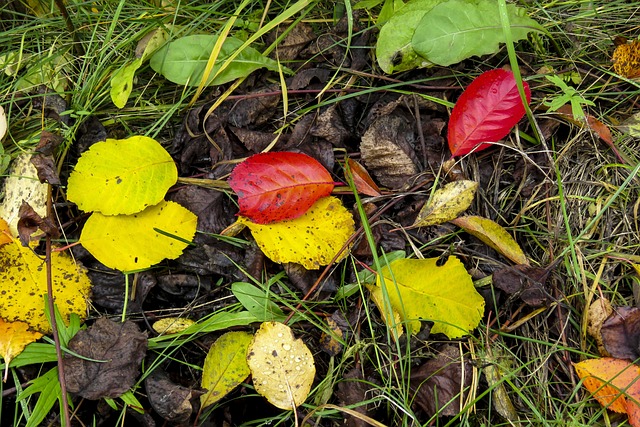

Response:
(347, 158), (381, 197)
(575, 358), (640, 426)
(613, 40), (640, 79)
(0, 218), (11, 246)
(0, 317), (43, 382)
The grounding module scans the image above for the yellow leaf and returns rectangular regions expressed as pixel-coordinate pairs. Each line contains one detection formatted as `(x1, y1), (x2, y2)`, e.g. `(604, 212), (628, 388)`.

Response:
(369, 288), (404, 339)
(0, 237), (91, 333)
(67, 136), (178, 215)
(80, 200), (197, 272)
(451, 216), (528, 265)
(0, 317), (42, 382)
(239, 196), (354, 270)
(613, 39), (640, 79)
(152, 317), (196, 335)
(413, 180), (478, 227)
(368, 257), (484, 338)
(246, 322), (315, 410)
(200, 331), (253, 408)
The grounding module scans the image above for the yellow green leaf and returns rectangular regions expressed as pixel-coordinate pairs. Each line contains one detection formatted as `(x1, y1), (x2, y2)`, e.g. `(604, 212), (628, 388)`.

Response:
(451, 216), (528, 265)
(80, 200), (197, 272)
(246, 322), (315, 410)
(110, 59), (142, 109)
(368, 257), (484, 338)
(200, 331), (253, 409)
(238, 196), (354, 270)
(67, 136), (178, 215)
(0, 237), (91, 333)
(413, 180), (478, 227)
(152, 317), (196, 335)
(0, 317), (43, 381)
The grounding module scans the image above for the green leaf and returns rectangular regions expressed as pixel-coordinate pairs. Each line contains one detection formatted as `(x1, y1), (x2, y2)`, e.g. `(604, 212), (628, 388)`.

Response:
(412, 0), (544, 66)
(17, 367), (61, 427)
(67, 136), (178, 215)
(231, 282), (286, 322)
(110, 58), (142, 109)
(150, 34), (282, 87)
(200, 331), (253, 408)
(79, 200), (197, 272)
(376, 0), (444, 73)
(368, 256), (485, 338)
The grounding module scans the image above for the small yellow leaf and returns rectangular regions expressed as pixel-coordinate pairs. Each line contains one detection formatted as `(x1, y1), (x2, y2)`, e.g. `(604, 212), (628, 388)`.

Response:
(451, 216), (528, 265)
(200, 331), (253, 408)
(0, 237), (91, 333)
(80, 200), (197, 272)
(239, 196), (354, 270)
(67, 136), (178, 215)
(368, 257), (484, 338)
(368, 288), (404, 339)
(110, 59), (142, 109)
(246, 322), (315, 410)
(0, 317), (43, 382)
(413, 180), (478, 227)
(152, 317), (196, 335)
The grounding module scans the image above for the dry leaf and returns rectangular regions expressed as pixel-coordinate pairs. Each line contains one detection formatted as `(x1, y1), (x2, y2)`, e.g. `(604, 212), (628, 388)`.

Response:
(613, 39), (640, 79)
(347, 158), (381, 197)
(0, 317), (43, 382)
(587, 298), (613, 356)
(601, 306), (640, 360)
(413, 180), (477, 227)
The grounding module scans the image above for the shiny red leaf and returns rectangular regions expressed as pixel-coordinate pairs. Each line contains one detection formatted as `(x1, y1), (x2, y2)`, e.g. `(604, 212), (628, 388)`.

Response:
(228, 152), (334, 224)
(448, 69), (531, 157)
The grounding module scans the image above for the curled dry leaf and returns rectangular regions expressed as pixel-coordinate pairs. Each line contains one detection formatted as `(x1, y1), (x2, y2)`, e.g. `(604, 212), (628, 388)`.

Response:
(412, 180), (477, 227)
(346, 158), (381, 197)
(146, 369), (196, 424)
(600, 306), (640, 360)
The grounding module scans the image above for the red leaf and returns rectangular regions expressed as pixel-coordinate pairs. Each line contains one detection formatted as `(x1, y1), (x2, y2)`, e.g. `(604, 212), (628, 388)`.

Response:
(448, 69), (531, 157)
(228, 152), (334, 224)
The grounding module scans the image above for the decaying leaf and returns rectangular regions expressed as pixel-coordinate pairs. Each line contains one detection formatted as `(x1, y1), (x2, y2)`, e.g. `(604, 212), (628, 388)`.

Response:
(200, 331), (252, 408)
(0, 317), (43, 382)
(246, 322), (315, 410)
(368, 256), (485, 338)
(412, 180), (477, 227)
(575, 357), (640, 426)
(238, 196), (354, 270)
(146, 369), (196, 424)
(80, 200), (197, 272)
(152, 317), (196, 335)
(228, 152), (334, 224)
(410, 345), (473, 417)
(0, 235), (91, 333)
(63, 318), (148, 400)
(601, 306), (640, 360)
(613, 39), (640, 79)
(587, 298), (613, 356)
(451, 216), (528, 265)
(492, 264), (551, 307)
(67, 136), (178, 215)
(616, 112), (640, 137)
(0, 153), (48, 237)
(481, 346), (520, 422)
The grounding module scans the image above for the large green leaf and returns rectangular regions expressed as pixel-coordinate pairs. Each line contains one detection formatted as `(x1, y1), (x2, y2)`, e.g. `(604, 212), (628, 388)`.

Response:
(150, 34), (282, 87)
(67, 136), (178, 216)
(412, 0), (544, 66)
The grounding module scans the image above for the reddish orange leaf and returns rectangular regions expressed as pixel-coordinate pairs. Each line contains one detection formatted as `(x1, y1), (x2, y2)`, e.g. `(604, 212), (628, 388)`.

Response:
(228, 152), (334, 224)
(0, 317), (43, 382)
(0, 218), (11, 246)
(575, 357), (640, 426)
(347, 158), (381, 197)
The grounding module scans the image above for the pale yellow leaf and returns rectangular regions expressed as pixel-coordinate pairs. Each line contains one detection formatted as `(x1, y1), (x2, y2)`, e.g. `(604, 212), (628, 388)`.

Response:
(0, 317), (42, 381)
(152, 317), (196, 335)
(247, 322), (315, 410)
(200, 331), (252, 408)
(238, 196), (354, 270)
(451, 215), (528, 265)
(368, 257), (484, 338)
(80, 200), (197, 272)
(0, 105), (6, 140)
(413, 180), (478, 227)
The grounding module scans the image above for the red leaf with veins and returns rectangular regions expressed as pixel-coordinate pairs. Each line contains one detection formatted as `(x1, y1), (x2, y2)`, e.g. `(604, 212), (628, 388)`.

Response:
(228, 152), (334, 224)
(448, 69), (531, 157)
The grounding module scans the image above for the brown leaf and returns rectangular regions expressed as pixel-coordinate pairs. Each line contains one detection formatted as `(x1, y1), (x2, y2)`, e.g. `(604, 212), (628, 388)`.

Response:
(492, 264), (552, 307)
(587, 298), (613, 356)
(601, 306), (640, 360)
(17, 201), (59, 246)
(347, 158), (381, 197)
(335, 366), (376, 427)
(410, 345), (472, 417)
(63, 318), (148, 399)
(145, 369), (198, 423)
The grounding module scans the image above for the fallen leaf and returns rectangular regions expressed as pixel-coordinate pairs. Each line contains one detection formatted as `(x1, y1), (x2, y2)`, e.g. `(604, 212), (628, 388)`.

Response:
(146, 369), (195, 424)
(346, 158), (381, 197)
(0, 218), (13, 246)
(448, 69), (531, 157)
(492, 264), (551, 306)
(17, 201), (59, 246)
(67, 136), (178, 215)
(368, 256), (485, 338)
(616, 112), (640, 137)
(152, 317), (196, 335)
(200, 331), (253, 408)
(228, 152), (334, 224)
(0, 105), (6, 140)
(246, 322), (315, 410)
(410, 345), (472, 417)
(480, 347), (519, 422)
(451, 215), (528, 265)
(30, 130), (62, 186)
(0, 235), (91, 333)
(587, 298), (613, 356)
(63, 318), (148, 400)
(80, 200), (197, 272)
(601, 306), (640, 360)
(238, 196), (354, 270)
(319, 317), (344, 357)
(0, 317), (43, 382)
(412, 180), (477, 227)
(613, 39), (640, 79)
(575, 357), (640, 426)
